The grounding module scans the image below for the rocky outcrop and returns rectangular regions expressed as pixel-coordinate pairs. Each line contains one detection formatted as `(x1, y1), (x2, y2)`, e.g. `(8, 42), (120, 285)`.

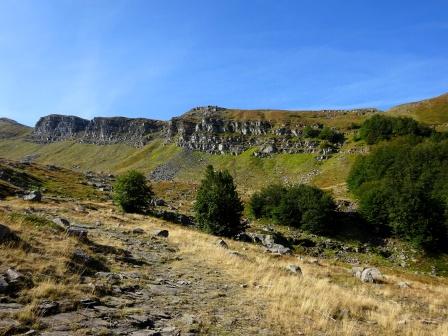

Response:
(30, 114), (165, 147)
(167, 106), (346, 155)
(29, 105), (378, 154)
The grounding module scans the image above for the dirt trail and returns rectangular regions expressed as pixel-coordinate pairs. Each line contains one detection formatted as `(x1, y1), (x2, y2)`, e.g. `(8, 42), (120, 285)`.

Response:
(1, 200), (273, 336)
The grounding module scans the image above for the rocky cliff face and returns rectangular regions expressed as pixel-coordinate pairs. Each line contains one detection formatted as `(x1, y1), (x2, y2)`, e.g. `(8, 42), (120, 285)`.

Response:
(31, 114), (166, 147)
(166, 106), (377, 156)
(30, 106), (378, 156)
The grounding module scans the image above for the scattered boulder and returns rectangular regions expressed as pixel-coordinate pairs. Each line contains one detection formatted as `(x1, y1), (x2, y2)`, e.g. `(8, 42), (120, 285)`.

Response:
(0, 275), (9, 293)
(360, 267), (383, 283)
(36, 300), (60, 316)
(69, 249), (109, 275)
(132, 228), (145, 235)
(265, 244), (291, 255)
(52, 217), (70, 230)
(0, 224), (20, 244)
(216, 239), (229, 249)
(23, 190), (42, 202)
(154, 229), (169, 238)
(352, 266), (383, 283)
(67, 227), (88, 240)
(151, 198), (167, 206)
(286, 265), (302, 275)
(4, 268), (32, 291)
(397, 281), (410, 289)
(235, 232), (252, 242)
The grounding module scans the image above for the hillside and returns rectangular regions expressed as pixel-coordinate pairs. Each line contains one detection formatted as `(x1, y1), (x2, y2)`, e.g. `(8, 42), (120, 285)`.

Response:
(0, 94), (445, 198)
(0, 158), (447, 335)
(0, 118), (31, 139)
(388, 92), (448, 128)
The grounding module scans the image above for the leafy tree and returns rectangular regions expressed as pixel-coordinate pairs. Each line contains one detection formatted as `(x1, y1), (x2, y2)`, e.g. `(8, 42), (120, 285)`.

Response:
(249, 184), (286, 219)
(113, 170), (153, 213)
(358, 114), (432, 145)
(194, 165), (244, 237)
(348, 137), (448, 249)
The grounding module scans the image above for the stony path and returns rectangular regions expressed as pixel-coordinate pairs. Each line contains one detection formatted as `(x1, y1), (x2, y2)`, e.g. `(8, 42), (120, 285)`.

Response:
(34, 218), (272, 336)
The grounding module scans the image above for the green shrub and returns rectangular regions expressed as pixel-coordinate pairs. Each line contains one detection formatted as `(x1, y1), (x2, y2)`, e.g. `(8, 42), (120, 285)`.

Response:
(303, 125), (321, 138)
(249, 184), (336, 234)
(194, 165), (244, 237)
(358, 114), (432, 144)
(318, 126), (345, 144)
(113, 170), (153, 213)
(249, 184), (286, 219)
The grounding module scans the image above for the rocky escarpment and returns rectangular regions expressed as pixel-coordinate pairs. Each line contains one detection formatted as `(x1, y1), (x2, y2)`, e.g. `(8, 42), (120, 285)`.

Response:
(30, 114), (166, 147)
(29, 105), (378, 155)
(166, 106), (377, 156)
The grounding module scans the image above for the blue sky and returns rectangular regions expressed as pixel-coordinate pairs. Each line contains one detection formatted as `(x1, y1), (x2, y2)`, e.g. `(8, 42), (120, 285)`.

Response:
(0, 0), (447, 126)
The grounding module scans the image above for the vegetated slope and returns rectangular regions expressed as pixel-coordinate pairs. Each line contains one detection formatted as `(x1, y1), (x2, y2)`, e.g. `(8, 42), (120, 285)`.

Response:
(0, 118), (31, 139)
(181, 106), (378, 129)
(0, 158), (103, 200)
(0, 138), (322, 193)
(388, 92), (448, 128)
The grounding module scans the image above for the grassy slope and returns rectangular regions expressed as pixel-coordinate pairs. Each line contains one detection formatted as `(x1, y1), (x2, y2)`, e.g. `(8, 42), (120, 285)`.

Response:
(0, 136), (364, 199)
(0, 118), (32, 139)
(388, 92), (448, 128)
(182, 107), (377, 129)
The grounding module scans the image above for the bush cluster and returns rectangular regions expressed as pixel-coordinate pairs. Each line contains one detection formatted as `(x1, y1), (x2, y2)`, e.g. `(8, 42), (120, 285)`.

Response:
(249, 184), (336, 234)
(358, 114), (432, 144)
(303, 125), (344, 144)
(348, 136), (448, 249)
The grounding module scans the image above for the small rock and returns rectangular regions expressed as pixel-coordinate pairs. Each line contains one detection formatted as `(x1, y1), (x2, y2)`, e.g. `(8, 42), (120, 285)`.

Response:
(6, 269), (24, 282)
(23, 191), (42, 202)
(216, 239), (229, 249)
(36, 300), (60, 316)
(52, 217), (70, 230)
(132, 228), (145, 234)
(79, 298), (100, 308)
(154, 229), (169, 238)
(128, 314), (155, 328)
(0, 276), (9, 293)
(265, 244), (291, 255)
(397, 281), (410, 289)
(181, 314), (197, 325)
(286, 265), (302, 275)
(74, 205), (87, 213)
(67, 227), (88, 240)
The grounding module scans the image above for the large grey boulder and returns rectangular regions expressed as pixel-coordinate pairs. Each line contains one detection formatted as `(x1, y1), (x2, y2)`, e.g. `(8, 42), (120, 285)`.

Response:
(360, 267), (383, 283)
(352, 266), (383, 283)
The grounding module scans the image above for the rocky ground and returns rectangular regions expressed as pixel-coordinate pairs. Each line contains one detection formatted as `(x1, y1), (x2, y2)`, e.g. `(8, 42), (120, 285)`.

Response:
(0, 198), (271, 336)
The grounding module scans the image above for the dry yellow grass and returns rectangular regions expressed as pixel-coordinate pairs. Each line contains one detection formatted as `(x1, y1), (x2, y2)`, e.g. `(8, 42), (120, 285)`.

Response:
(2, 198), (448, 335)
(152, 220), (448, 335)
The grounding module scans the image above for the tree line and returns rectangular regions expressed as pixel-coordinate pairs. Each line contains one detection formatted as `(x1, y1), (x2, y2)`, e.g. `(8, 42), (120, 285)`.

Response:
(112, 114), (448, 251)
